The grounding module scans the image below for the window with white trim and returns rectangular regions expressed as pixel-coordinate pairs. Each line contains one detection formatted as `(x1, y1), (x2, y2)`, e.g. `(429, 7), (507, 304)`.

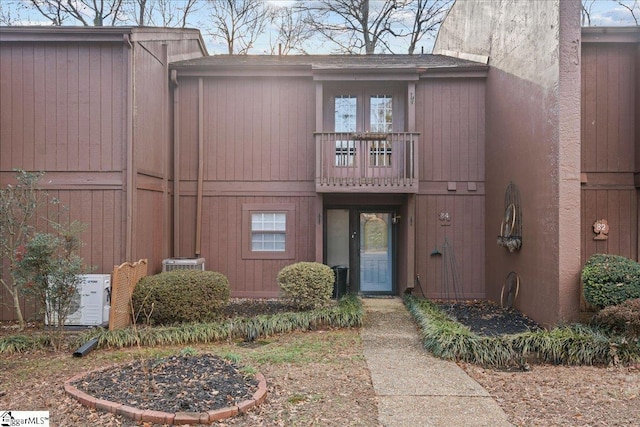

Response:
(242, 203), (295, 260)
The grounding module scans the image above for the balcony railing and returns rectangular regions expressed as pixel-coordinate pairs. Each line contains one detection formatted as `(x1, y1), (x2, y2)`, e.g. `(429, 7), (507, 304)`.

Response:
(315, 132), (419, 193)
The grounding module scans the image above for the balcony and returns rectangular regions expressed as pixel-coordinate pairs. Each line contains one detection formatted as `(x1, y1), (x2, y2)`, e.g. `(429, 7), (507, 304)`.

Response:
(315, 132), (419, 193)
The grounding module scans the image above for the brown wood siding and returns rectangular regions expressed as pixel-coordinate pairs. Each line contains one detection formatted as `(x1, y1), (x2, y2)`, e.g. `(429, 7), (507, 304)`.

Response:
(416, 79), (485, 183)
(174, 76), (317, 296)
(134, 42), (168, 176)
(198, 77), (315, 183)
(0, 42), (126, 172)
(413, 77), (486, 299)
(415, 194), (485, 299)
(0, 41), (129, 321)
(581, 42), (638, 265)
(0, 188), (125, 321)
(582, 43), (636, 173)
(581, 189), (638, 263)
(176, 195), (316, 298)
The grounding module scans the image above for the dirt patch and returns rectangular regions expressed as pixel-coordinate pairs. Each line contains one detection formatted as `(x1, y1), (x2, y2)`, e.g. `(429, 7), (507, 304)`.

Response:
(72, 354), (259, 413)
(437, 300), (541, 336)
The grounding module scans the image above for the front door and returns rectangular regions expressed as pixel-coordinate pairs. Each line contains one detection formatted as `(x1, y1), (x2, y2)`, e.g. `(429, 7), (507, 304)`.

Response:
(358, 211), (393, 293)
(325, 208), (395, 295)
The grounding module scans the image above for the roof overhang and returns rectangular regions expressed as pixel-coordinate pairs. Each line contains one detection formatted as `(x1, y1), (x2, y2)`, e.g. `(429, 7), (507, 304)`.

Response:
(582, 26), (640, 44)
(0, 26), (208, 56)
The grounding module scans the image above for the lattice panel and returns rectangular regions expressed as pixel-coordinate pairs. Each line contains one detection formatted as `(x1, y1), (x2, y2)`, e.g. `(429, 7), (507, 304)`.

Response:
(109, 259), (148, 331)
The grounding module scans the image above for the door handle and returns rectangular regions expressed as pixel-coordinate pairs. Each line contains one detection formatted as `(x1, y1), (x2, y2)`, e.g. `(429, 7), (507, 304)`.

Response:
(351, 231), (357, 239)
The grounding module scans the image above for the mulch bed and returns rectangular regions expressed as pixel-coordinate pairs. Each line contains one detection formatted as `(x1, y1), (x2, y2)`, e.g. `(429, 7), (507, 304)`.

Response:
(436, 300), (541, 336)
(72, 354), (258, 413)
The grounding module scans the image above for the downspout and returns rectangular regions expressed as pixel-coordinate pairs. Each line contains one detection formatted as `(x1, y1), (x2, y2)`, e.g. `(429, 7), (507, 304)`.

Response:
(124, 33), (134, 262)
(195, 77), (204, 257)
(171, 69), (180, 256)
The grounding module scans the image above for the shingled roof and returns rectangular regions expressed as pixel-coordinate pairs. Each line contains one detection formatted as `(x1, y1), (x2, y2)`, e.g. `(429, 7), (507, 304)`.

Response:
(170, 54), (488, 77)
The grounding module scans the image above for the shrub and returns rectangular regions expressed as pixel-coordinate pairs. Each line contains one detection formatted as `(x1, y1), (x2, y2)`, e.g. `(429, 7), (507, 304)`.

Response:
(132, 270), (229, 325)
(277, 262), (334, 310)
(582, 254), (640, 308)
(593, 298), (640, 341)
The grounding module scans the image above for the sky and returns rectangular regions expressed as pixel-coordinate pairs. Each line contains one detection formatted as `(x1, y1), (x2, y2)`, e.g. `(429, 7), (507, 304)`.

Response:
(0, 0), (638, 55)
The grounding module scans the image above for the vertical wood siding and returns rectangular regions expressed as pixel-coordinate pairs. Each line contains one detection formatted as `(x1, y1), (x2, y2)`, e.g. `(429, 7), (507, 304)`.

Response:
(0, 42), (126, 172)
(416, 79), (485, 183)
(581, 189), (638, 263)
(176, 195), (316, 297)
(582, 43), (636, 173)
(415, 194), (485, 299)
(174, 76), (317, 296)
(413, 78), (486, 298)
(581, 42), (638, 268)
(0, 41), (128, 321)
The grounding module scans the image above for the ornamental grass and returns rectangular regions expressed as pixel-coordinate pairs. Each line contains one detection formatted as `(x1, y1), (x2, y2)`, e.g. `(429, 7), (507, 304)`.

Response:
(404, 295), (640, 367)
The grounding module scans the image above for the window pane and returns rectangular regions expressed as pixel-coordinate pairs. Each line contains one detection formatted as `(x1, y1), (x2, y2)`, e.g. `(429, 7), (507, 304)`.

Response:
(370, 95), (392, 133)
(251, 212), (286, 252)
(335, 96), (357, 132)
(252, 212), (286, 231)
(252, 232), (286, 251)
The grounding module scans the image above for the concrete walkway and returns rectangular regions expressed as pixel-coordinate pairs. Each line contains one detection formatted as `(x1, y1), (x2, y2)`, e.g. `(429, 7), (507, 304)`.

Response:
(360, 297), (512, 427)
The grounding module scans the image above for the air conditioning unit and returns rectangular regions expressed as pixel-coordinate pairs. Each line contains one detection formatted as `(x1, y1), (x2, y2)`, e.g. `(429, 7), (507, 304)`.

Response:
(162, 257), (205, 272)
(46, 274), (111, 327)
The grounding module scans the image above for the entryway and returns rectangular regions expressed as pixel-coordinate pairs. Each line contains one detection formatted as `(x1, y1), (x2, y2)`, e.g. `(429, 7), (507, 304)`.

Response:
(325, 208), (396, 295)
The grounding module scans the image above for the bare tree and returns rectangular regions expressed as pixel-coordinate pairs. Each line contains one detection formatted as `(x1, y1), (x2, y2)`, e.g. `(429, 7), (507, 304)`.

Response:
(25, 0), (125, 26)
(581, 0), (597, 26)
(404, 0), (451, 54)
(125, 0), (201, 27)
(299, 0), (403, 54)
(204, 0), (270, 55)
(0, 1), (26, 25)
(613, 0), (639, 25)
(269, 3), (312, 55)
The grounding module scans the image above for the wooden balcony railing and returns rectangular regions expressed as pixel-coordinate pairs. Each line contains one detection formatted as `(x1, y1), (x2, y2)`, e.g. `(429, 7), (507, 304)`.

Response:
(315, 132), (419, 193)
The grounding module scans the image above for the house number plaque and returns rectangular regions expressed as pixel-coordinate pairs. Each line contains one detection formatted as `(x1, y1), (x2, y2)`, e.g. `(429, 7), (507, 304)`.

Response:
(592, 219), (609, 240)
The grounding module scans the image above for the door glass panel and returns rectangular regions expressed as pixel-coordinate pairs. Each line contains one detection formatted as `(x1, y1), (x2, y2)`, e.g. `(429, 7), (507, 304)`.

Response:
(369, 96), (392, 167)
(335, 96), (357, 132)
(335, 96), (357, 166)
(359, 213), (392, 293)
(370, 95), (392, 132)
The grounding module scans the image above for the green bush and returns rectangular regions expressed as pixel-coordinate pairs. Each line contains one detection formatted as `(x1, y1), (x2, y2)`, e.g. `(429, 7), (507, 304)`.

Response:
(593, 298), (640, 341)
(132, 270), (229, 325)
(582, 254), (640, 308)
(277, 262), (334, 310)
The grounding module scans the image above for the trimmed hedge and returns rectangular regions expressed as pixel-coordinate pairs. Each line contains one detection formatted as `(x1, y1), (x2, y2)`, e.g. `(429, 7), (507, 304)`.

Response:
(132, 270), (229, 325)
(277, 262), (334, 310)
(582, 254), (640, 308)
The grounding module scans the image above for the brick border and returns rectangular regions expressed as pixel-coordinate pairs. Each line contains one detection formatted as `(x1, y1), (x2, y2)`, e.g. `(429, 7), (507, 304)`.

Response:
(64, 370), (267, 425)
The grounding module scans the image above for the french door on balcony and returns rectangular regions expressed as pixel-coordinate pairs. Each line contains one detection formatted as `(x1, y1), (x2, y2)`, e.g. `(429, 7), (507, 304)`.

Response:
(324, 85), (405, 181)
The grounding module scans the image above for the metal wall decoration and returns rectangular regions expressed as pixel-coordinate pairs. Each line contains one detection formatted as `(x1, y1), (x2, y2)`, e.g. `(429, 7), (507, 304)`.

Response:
(592, 219), (609, 240)
(497, 182), (522, 252)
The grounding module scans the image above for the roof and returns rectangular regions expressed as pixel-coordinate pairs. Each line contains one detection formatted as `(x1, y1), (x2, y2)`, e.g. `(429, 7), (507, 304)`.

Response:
(0, 26), (208, 55)
(170, 54), (489, 79)
(581, 26), (640, 44)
